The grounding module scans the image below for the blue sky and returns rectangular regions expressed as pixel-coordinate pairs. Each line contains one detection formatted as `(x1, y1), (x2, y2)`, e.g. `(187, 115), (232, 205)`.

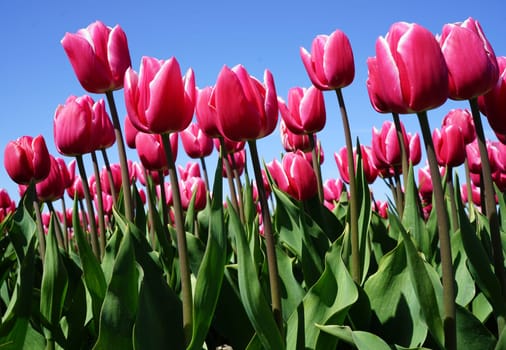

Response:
(1, 0), (505, 202)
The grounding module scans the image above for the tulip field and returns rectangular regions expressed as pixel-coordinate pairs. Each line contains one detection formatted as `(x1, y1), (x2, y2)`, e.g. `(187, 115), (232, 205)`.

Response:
(2, 17), (506, 350)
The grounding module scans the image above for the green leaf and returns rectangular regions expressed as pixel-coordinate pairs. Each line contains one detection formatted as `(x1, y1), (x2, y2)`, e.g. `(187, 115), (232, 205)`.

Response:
(285, 241), (358, 349)
(455, 304), (496, 350)
(316, 324), (391, 350)
(93, 229), (138, 350)
(364, 242), (428, 347)
(355, 147), (372, 284)
(228, 199), (284, 349)
(72, 198), (107, 331)
(40, 216), (69, 343)
(391, 213), (444, 348)
(276, 247), (305, 322)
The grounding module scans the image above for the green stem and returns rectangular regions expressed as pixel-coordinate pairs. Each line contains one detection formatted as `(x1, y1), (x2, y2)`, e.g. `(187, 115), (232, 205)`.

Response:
(469, 97), (506, 332)
(32, 196), (46, 262)
(220, 138), (241, 221)
(75, 155), (100, 260)
(100, 148), (117, 203)
(335, 88), (360, 283)
(392, 112), (409, 190)
(446, 166), (460, 233)
(199, 156), (210, 193)
(248, 140), (283, 335)
(46, 201), (65, 250)
(417, 111), (456, 350)
(161, 132), (193, 344)
(464, 159), (476, 220)
(230, 153), (245, 223)
(143, 168), (157, 248)
(60, 198), (68, 252)
(105, 91), (132, 221)
(157, 170), (169, 227)
(91, 151), (106, 258)
(309, 133), (324, 203)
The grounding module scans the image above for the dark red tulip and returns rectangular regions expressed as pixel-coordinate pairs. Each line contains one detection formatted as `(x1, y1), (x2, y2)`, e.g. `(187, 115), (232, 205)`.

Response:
(4, 135), (51, 185)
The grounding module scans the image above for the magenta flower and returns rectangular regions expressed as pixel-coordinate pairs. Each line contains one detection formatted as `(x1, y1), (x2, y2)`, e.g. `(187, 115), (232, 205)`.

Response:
(4, 135), (51, 185)
(278, 86), (326, 134)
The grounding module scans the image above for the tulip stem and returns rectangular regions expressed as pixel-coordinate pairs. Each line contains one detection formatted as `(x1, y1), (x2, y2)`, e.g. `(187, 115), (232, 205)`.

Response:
(309, 133), (324, 203)
(75, 155), (100, 260)
(157, 170), (169, 227)
(60, 198), (69, 252)
(469, 97), (506, 332)
(161, 132), (193, 344)
(46, 201), (65, 250)
(32, 195), (46, 261)
(392, 112), (408, 215)
(199, 156), (210, 193)
(100, 148), (117, 203)
(91, 151), (106, 257)
(417, 111), (456, 350)
(220, 138), (242, 222)
(105, 91), (133, 221)
(335, 88), (360, 284)
(445, 167), (460, 233)
(248, 140), (284, 336)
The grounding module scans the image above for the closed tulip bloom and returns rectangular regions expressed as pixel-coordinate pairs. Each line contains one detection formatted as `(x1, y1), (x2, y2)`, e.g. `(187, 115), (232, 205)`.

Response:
(195, 86), (221, 138)
(210, 65), (278, 141)
(54, 95), (106, 155)
(408, 132), (422, 166)
(280, 119), (313, 152)
(478, 57), (506, 139)
(61, 21), (131, 93)
(124, 115), (139, 149)
(371, 120), (409, 176)
(100, 163), (123, 196)
(367, 22), (448, 114)
(222, 149), (246, 177)
(4, 135), (51, 185)
(213, 137), (246, 155)
(66, 160), (85, 200)
(300, 29), (355, 90)
(418, 164), (433, 202)
(94, 99), (116, 149)
(136, 132), (178, 171)
(267, 151), (317, 201)
(461, 183), (481, 207)
(125, 56), (196, 134)
(180, 177), (207, 211)
(439, 17), (498, 100)
(323, 178), (345, 204)
(279, 86), (326, 134)
(335, 145), (378, 184)
(441, 109), (476, 144)
(433, 125), (466, 167)
(180, 122), (214, 159)
(0, 189), (15, 222)
(178, 162), (201, 181)
(36, 155), (67, 202)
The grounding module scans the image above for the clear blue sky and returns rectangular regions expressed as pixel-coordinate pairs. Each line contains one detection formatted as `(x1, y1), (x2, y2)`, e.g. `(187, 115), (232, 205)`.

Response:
(1, 0), (505, 202)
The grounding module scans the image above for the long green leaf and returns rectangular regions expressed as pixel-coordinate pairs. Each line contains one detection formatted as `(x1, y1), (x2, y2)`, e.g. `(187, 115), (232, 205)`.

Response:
(286, 241), (358, 349)
(228, 199), (284, 349)
(40, 216), (69, 344)
(93, 229), (138, 350)
(316, 324), (391, 350)
(188, 156), (227, 350)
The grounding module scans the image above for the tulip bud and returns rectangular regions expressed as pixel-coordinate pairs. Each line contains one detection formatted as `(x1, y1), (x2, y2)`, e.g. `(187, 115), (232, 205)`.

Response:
(4, 135), (51, 185)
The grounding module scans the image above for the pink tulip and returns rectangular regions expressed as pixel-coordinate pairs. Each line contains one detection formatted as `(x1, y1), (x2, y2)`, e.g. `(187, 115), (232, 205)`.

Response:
(66, 160), (85, 200)
(210, 65), (278, 141)
(135, 132), (178, 172)
(335, 145), (378, 184)
(367, 22), (448, 114)
(408, 133), (422, 166)
(195, 86), (221, 138)
(441, 109), (476, 145)
(478, 57), (506, 141)
(222, 149), (246, 177)
(61, 21), (131, 93)
(300, 29), (355, 90)
(323, 178), (345, 209)
(461, 183), (482, 207)
(100, 163), (123, 196)
(433, 125), (466, 167)
(266, 151), (317, 201)
(180, 122), (214, 159)
(280, 119), (313, 152)
(36, 155), (67, 202)
(124, 115), (139, 149)
(125, 56), (196, 134)
(0, 189), (15, 222)
(178, 162), (201, 181)
(4, 135), (51, 185)
(374, 200), (389, 219)
(278, 86), (326, 134)
(54, 95), (110, 156)
(371, 120), (409, 176)
(213, 138), (246, 155)
(439, 17), (498, 100)
(180, 177), (207, 211)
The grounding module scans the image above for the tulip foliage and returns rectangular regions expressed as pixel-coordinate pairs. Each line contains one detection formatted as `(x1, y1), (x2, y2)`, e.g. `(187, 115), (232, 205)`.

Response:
(2, 18), (506, 350)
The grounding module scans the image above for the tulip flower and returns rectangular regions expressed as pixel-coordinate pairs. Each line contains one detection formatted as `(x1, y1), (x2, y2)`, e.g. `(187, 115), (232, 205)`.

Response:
(124, 115), (139, 149)
(433, 125), (466, 167)
(323, 178), (345, 210)
(178, 162), (201, 181)
(195, 86), (221, 138)
(36, 155), (67, 203)
(99, 163), (123, 197)
(334, 145), (378, 184)
(180, 122), (214, 159)
(222, 149), (246, 177)
(371, 120), (409, 176)
(54, 95), (111, 156)
(267, 151), (318, 201)
(280, 119), (313, 152)
(300, 29), (355, 90)
(278, 86), (326, 134)
(61, 20), (131, 93)
(441, 109), (476, 145)
(124, 56), (196, 135)
(367, 22), (449, 114)
(179, 177), (207, 211)
(0, 189), (15, 222)
(461, 183), (482, 207)
(439, 17), (498, 100)
(135, 132), (178, 171)
(4, 135), (51, 185)
(210, 65), (278, 141)
(374, 201), (389, 219)
(478, 57), (506, 140)
(213, 137), (245, 154)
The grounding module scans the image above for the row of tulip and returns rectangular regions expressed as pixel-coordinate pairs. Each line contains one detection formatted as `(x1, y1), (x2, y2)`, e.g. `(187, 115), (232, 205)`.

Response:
(1, 16), (506, 350)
